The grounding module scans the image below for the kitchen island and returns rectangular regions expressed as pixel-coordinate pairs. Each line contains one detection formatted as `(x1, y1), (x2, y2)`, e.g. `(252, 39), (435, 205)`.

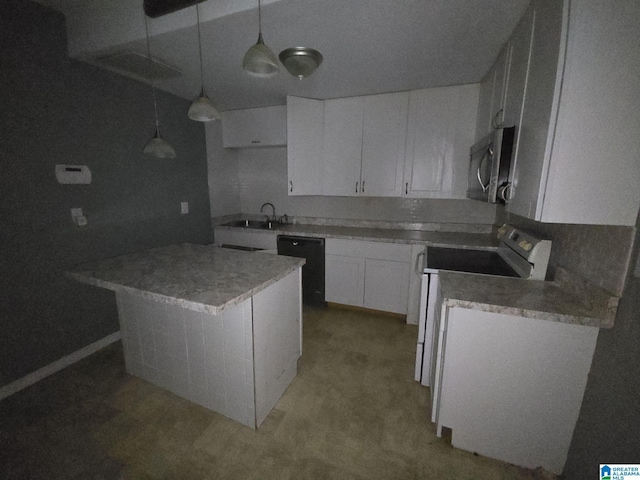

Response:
(67, 244), (305, 429)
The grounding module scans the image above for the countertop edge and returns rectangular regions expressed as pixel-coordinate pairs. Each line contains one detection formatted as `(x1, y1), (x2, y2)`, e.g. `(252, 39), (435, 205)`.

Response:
(67, 260), (304, 316)
(442, 297), (609, 328)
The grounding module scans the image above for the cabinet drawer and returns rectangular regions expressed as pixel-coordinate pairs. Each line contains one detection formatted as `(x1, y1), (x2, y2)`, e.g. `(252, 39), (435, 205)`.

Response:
(326, 238), (412, 262)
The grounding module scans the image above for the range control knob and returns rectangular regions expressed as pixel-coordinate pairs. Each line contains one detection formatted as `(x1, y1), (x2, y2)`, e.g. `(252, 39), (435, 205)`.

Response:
(518, 241), (533, 251)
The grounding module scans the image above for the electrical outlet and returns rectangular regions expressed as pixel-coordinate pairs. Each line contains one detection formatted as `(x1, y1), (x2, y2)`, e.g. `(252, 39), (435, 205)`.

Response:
(181, 201), (189, 214)
(70, 207), (87, 227)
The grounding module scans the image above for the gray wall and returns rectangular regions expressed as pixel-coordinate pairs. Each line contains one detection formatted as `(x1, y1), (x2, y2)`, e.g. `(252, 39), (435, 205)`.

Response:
(0, 0), (212, 387)
(206, 141), (497, 225)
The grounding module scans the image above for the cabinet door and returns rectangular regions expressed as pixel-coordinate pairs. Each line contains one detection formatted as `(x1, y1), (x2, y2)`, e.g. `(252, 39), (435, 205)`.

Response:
(325, 254), (365, 307)
(447, 84), (480, 197)
(222, 105), (287, 148)
(360, 92), (408, 197)
(287, 96), (324, 195)
(322, 97), (364, 196)
(507, 0), (565, 219)
(490, 44), (511, 130)
(475, 69), (496, 142)
(403, 87), (453, 197)
(502, 7), (534, 130)
(363, 259), (410, 314)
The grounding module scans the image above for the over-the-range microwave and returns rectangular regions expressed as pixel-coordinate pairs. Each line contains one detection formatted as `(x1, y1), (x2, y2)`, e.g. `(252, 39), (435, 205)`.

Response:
(466, 126), (515, 204)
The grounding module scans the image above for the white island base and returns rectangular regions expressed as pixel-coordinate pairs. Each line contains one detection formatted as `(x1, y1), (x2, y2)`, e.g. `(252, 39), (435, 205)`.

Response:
(115, 269), (302, 429)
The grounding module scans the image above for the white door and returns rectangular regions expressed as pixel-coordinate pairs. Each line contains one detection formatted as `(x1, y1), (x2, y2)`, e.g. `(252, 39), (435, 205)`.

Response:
(325, 254), (365, 307)
(360, 92), (408, 197)
(403, 87), (452, 197)
(363, 259), (410, 314)
(287, 96), (324, 195)
(322, 97), (364, 196)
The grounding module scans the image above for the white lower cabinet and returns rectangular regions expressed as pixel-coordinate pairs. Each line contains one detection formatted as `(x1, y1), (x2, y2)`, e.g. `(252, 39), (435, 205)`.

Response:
(363, 259), (410, 314)
(434, 306), (598, 475)
(324, 254), (365, 307)
(325, 239), (412, 315)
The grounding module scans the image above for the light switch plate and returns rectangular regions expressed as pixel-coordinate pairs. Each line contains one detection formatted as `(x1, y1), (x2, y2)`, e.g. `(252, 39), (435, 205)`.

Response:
(181, 201), (189, 214)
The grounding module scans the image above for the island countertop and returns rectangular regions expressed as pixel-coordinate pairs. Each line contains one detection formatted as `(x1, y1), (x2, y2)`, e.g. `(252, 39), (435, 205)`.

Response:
(66, 243), (305, 315)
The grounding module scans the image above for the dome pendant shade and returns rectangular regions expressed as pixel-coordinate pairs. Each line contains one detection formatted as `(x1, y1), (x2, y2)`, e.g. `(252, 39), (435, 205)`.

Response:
(188, 89), (222, 121)
(143, 129), (177, 158)
(279, 47), (323, 79)
(243, 33), (280, 77)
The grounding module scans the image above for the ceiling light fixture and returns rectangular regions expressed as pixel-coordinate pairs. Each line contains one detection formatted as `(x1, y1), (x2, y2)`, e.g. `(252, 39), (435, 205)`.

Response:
(242, 0), (279, 77)
(142, 14), (176, 159)
(279, 47), (323, 80)
(188, 3), (221, 122)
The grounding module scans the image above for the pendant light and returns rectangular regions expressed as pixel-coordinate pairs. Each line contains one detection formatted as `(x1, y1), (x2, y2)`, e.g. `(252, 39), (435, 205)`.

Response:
(143, 14), (176, 159)
(242, 0), (279, 77)
(188, 3), (221, 121)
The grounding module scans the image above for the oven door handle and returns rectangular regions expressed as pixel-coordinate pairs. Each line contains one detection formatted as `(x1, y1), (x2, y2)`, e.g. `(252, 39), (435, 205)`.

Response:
(415, 250), (425, 275)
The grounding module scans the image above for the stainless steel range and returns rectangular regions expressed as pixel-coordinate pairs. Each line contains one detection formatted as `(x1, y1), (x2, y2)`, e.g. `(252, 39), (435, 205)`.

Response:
(414, 225), (552, 386)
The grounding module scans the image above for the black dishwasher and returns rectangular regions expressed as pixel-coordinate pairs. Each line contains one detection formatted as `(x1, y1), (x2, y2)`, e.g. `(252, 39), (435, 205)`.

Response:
(277, 235), (325, 307)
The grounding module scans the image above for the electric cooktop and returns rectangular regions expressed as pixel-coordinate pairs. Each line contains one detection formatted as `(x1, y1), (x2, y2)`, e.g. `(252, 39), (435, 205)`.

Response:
(425, 247), (520, 278)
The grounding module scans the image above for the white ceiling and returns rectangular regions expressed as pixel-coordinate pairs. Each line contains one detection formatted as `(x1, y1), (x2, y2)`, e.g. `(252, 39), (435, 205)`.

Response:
(35, 0), (530, 111)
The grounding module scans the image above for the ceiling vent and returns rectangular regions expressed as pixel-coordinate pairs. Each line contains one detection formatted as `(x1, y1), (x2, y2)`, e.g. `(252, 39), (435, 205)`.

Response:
(96, 51), (181, 81)
(143, 0), (205, 18)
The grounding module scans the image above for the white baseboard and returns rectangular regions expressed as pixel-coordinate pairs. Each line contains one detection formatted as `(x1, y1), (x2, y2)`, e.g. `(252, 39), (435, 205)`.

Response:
(0, 331), (122, 401)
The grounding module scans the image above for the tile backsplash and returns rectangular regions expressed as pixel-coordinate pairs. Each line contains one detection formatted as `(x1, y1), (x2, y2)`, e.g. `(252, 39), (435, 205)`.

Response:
(497, 209), (636, 296)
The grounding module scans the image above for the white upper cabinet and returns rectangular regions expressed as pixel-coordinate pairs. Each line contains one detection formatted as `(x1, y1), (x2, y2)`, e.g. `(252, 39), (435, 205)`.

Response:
(404, 85), (479, 198)
(322, 97), (365, 196)
(508, 0), (640, 225)
(222, 105), (286, 148)
(287, 96), (324, 195)
(502, 7), (534, 130)
(475, 45), (510, 142)
(360, 92), (409, 197)
(323, 93), (408, 197)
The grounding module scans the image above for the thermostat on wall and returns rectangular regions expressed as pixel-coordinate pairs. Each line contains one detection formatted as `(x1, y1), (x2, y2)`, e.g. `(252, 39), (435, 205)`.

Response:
(55, 165), (92, 184)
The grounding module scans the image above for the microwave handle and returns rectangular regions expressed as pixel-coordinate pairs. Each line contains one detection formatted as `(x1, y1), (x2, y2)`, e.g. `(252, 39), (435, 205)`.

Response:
(415, 251), (425, 275)
(476, 148), (491, 192)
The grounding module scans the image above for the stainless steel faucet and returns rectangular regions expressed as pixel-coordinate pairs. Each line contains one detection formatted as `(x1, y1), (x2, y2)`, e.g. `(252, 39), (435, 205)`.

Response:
(260, 202), (276, 222)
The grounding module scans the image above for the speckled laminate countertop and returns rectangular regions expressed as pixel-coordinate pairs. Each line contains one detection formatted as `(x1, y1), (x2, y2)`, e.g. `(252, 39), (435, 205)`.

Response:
(217, 222), (620, 328)
(216, 223), (499, 249)
(438, 268), (618, 328)
(66, 243), (305, 315)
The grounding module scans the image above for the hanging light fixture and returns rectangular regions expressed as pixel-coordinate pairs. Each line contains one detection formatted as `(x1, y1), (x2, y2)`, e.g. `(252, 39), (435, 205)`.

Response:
(142, 14), (176, 158)
(242, 0), (279, 77)
(188, 3), (221, 121)
(279, 47), (323, 80)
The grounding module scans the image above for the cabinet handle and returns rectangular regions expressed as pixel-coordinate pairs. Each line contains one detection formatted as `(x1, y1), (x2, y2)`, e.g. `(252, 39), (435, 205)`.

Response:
(405, 182), (408, 195)
(355, 181), (358, 193)
(492, 109), (504, 130)
(289, 180), (293, 193)
(362, 180), (365, 192)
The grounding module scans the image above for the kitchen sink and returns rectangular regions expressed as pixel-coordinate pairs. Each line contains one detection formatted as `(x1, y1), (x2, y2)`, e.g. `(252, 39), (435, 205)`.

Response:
(221, 219), (277, 230)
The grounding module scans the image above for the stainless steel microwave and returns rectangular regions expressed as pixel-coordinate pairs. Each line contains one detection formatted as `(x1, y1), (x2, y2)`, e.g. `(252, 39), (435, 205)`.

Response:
(466, 127), (515, 204)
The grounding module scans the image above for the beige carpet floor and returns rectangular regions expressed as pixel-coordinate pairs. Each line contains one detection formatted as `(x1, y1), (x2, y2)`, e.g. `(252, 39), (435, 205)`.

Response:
(0, 306), (552, 479)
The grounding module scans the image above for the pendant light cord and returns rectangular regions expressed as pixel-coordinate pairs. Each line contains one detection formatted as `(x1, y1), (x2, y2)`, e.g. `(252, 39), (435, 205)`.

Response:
(144, 14), (161, 135)
(196, 4), (206, 94)
(258, 0), (263, 37)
